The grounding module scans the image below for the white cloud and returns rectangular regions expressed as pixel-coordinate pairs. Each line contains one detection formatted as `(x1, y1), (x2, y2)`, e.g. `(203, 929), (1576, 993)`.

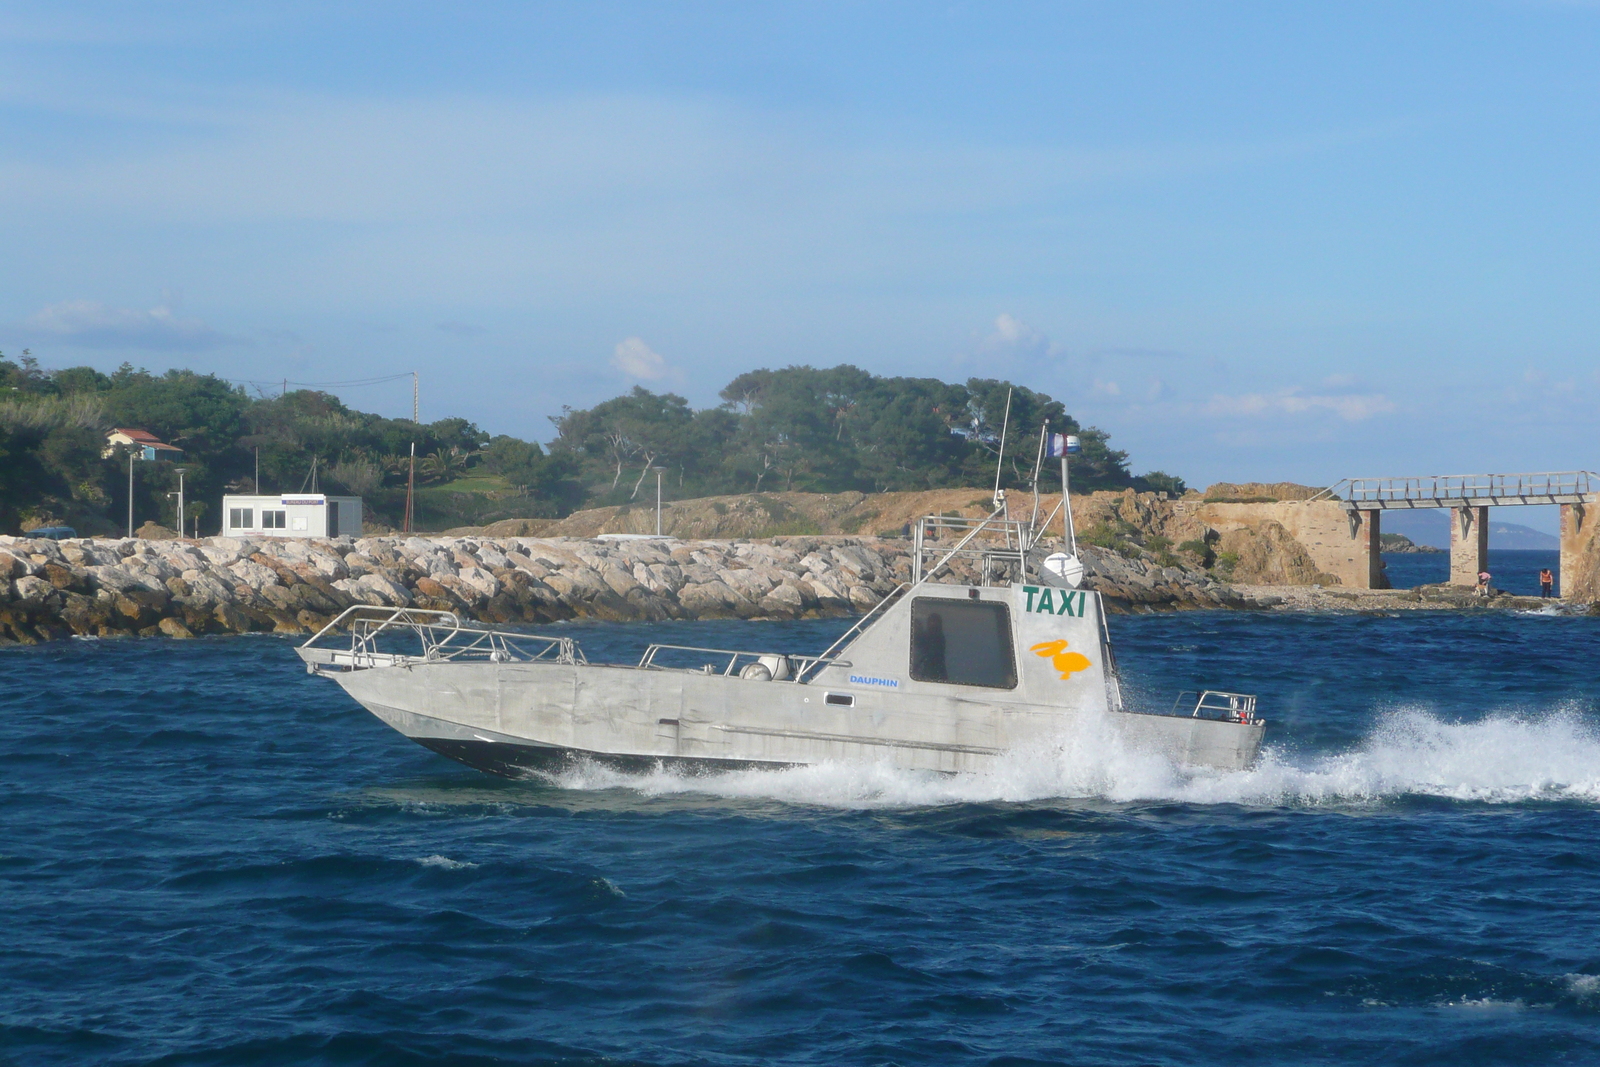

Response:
(610, 336), (670, 380)
(992, 313), (1030, 345)
(1206, 387), (1395, 422)
(967, 313), (1073, 376)
(25, 299), (235, 350)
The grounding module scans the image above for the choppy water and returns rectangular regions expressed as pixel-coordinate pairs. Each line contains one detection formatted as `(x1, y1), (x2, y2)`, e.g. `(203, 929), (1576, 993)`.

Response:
(6, 610), (1600, 1066)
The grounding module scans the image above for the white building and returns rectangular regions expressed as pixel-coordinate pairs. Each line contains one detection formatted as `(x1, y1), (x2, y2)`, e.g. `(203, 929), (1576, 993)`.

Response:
(222, 493), (362, 539)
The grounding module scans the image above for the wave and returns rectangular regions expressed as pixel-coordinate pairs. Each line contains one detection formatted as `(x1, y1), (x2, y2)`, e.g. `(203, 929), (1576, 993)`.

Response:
(533, 707), (1600, 810)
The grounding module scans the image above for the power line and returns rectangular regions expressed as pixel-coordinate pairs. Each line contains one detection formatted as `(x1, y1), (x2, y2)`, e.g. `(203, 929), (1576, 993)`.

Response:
(222, 373), (415, 389)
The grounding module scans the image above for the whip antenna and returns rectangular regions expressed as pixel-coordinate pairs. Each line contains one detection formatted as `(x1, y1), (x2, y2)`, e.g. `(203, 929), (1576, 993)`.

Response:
(991, 387), (1013, 509)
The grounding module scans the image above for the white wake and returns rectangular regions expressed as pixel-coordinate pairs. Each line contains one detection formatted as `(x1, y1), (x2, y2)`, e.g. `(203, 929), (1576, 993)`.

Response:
(537, 707), (1600, 810)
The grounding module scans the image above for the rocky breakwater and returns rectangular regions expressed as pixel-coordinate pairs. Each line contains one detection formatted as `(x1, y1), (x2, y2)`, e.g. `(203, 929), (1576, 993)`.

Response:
(1075, 545), (1253, 612)
(0, 532), (1248, 645)
(0, 534), (916, 644)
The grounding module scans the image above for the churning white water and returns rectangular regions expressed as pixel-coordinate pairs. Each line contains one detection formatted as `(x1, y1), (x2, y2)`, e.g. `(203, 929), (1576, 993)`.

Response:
(541, 707), (1600, 810)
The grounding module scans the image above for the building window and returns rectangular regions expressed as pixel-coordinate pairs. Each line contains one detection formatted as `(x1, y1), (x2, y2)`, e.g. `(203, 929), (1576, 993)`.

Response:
(909, 597), (1017, 689)
(262, 510), (287, 530)
(228, 508), (253, 529)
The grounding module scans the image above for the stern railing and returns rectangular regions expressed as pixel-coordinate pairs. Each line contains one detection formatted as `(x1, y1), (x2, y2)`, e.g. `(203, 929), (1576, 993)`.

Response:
(1168, 689), (1259, 725)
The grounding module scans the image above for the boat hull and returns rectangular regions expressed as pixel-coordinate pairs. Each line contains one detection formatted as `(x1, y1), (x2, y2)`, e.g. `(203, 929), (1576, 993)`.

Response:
(329, 660), (1265, 777)
(415, 738), (793, 779)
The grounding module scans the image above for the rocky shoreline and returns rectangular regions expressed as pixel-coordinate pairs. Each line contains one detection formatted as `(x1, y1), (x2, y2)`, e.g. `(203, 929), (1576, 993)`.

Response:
(0, 532), (1576, 646)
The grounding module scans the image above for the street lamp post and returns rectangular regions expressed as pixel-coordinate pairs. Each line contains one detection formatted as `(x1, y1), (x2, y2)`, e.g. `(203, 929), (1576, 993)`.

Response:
(127, 450), (138, 538)
(174, 467), (187, 538)
(651, 466), (668, 536)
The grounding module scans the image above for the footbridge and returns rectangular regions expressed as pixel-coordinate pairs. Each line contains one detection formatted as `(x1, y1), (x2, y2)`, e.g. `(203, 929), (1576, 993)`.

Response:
(1311, 472), (1598, 591)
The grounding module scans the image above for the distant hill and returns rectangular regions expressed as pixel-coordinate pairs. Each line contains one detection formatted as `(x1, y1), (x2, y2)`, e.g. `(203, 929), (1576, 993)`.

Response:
(1380, 509), (1559, 550)
(1379, 533), (1442, 554)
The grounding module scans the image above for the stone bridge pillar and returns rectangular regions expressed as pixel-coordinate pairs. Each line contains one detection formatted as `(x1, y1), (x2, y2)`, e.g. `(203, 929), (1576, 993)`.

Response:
(1355, 509), (1383, 588)
(1450, 506), (1489, 586)
(1560, 500), (1588, 599)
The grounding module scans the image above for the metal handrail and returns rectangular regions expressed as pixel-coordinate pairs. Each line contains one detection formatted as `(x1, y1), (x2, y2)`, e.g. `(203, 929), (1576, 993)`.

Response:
(302, 604), (586, 669)
(915, 505), (1012, 584)
(796, 582), (909, 683)
(1312, 471), (1599, 505)
(1168, 689), (1259, 724)
(304, 604), (461, 645)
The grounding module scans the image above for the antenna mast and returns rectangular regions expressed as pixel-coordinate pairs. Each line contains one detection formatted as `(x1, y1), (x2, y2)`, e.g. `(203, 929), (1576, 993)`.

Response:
(1029, 418), (1048, 529)
(991, 387), (1013, 511)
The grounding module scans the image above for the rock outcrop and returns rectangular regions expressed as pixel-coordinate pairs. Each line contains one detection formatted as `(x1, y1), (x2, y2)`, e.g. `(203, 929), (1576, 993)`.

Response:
(0, 531), (1241, 645)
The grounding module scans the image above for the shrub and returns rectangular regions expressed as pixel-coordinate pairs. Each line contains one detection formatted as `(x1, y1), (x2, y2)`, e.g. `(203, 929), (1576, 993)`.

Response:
(1177, 538), (1215, 568)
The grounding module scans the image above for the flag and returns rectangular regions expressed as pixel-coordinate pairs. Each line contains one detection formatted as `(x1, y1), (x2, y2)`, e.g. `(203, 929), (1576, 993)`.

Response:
(1046, 433), (1081, 458)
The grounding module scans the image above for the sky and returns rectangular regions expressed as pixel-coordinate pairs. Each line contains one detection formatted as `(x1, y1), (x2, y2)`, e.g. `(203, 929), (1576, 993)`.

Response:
(3, 1), (1599, 528)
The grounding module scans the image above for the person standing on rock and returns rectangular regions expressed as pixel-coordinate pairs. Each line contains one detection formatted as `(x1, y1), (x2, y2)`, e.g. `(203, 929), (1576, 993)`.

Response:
(1476, 570), (1491, 597)
(1540, 567), (1555, 598)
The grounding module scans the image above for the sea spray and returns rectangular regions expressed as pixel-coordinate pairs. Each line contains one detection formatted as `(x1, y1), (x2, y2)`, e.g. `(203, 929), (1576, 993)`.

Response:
(536, 706), (1600, 809)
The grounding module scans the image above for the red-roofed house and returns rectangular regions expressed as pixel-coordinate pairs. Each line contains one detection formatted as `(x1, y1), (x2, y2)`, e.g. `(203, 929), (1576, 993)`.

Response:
(103, 428), (184, 461)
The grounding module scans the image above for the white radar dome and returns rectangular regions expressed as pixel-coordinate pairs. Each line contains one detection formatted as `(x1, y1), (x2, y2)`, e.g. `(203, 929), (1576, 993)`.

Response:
(1042, 552), (1085, 589)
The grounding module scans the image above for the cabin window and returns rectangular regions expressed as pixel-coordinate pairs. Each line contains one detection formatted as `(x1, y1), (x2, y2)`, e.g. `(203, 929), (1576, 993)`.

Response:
(825, 693), (854, 707)
(262, 510), (287, 530)
(909, 597), (1017, 689)
(327, 503), (339, 538)
(228, 508), (253, 529)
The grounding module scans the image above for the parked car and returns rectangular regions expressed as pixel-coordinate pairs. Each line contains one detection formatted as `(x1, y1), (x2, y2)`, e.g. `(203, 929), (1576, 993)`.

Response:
(22, 525), (77, 540)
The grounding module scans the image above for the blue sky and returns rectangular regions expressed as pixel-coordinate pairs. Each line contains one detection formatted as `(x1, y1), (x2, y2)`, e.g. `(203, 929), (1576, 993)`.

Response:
(3, 2), (1598, 520)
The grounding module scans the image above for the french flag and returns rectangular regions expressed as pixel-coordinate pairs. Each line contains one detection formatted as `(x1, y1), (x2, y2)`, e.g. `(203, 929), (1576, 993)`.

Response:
(1045, 433), (1081, 458)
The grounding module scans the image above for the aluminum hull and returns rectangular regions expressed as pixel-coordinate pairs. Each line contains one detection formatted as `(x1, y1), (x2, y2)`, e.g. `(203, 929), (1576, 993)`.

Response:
(325, 652), (1264, 777)
(300, 579), (1266, 780)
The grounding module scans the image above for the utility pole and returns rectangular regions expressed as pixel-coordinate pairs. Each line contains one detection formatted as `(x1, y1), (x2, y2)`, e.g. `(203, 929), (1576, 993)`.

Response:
(174, 467), (187, 538)
(254, 446), (259, 494)
(405, 441), (416, 534)
(127, 451), (136, 538)
(652, 466), (668, 535)
(413, 371), (419, 423)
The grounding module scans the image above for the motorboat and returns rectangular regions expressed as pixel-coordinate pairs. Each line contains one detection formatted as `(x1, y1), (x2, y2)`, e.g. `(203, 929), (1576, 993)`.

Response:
(296, 502), (1264, 777)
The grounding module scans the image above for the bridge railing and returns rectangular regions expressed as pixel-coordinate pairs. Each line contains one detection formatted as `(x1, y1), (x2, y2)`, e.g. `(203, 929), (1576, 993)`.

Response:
(1312, 471), (1599, 507)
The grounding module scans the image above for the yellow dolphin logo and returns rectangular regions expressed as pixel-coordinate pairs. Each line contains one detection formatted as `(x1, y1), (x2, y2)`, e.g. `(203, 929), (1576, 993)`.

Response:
(1030, 639), (1092, 680)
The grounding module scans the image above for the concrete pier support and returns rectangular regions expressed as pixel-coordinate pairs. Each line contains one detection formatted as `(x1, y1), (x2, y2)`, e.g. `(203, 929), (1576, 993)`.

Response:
(1560, 501), (1586, 598)
(1356, 509), (1383, 588)
(1450, 506), (1489, 586)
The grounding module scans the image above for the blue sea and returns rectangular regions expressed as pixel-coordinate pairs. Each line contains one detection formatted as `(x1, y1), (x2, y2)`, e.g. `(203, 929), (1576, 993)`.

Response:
(6, 609), (1600, 1066)
(1383, 549), (1561, 596)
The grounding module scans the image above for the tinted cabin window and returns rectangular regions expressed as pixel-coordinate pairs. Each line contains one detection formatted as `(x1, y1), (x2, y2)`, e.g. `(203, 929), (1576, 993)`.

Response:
(228, 508), (252, 529)
(262, 510), (287, 530)
(909, 598), (1017, 689)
